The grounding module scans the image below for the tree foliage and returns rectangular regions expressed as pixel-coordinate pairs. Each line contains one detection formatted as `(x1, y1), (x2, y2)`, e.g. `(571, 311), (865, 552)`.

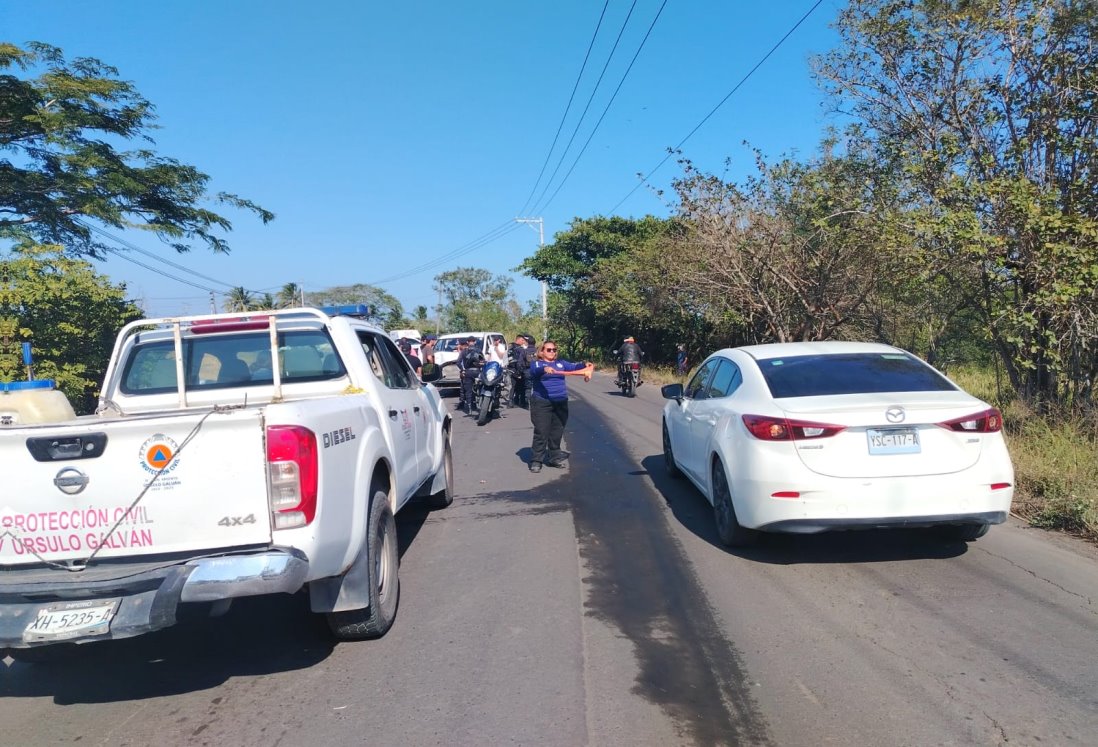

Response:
(0, 243), (142, 413)
(816, 0), (1098, 406)
(433, 267), (532, 332)
(0, 42), (273, 257)
(307, 283), (404, 327)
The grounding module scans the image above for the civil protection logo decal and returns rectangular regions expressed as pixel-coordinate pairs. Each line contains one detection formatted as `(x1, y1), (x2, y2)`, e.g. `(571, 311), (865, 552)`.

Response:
(140, 433), (181, 474)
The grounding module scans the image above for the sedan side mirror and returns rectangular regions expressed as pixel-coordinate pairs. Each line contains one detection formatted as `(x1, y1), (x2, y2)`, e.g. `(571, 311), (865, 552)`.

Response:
(661, 383), (684, 403)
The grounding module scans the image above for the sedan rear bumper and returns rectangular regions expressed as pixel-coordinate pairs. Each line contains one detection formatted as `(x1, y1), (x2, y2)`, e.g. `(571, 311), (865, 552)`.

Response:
(731, 469), (1014, 532)
(760, 510), (1008, 534)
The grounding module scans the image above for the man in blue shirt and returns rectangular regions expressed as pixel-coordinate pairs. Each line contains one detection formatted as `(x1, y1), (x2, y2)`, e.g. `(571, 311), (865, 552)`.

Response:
(527, 340), (594, 473)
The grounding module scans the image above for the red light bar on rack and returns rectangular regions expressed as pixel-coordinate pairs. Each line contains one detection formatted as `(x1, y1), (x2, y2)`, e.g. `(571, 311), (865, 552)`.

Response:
(191, 317), (272, 334)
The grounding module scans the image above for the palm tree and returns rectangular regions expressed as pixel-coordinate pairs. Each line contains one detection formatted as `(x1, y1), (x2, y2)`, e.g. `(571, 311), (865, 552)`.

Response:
(277, 282), (303, 308)
(224, 286), (254, 312)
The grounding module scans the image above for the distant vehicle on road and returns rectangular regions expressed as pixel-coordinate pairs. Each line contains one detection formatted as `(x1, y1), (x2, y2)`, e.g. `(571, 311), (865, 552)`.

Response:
(661, 341), (1014, 547)
(433, 332), (503, 389)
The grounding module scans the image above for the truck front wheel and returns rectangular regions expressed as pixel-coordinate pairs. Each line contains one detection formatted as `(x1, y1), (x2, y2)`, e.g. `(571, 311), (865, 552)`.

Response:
(326, 486), (400, 639)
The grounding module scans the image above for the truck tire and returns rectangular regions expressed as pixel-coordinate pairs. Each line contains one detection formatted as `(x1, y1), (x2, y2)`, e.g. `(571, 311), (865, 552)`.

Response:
(426, 437), (454, 509)
(476, 393), (492, 425)
(326, 487), (400, 640)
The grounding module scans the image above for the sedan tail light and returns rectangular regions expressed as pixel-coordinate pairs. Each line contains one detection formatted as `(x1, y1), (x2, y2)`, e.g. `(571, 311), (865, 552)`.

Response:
(742, 415), (846, 441)
(936, 407), (1003, 433)
(267, 425), (318, 529)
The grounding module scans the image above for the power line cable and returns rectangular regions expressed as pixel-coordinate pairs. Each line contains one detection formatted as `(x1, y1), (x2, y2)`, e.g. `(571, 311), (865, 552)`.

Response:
(527, 0), (640, 214)
(367, 220), (523, 285)
(516, 0), (612, 216)
(533, 0), (669, 215)
(608, 0), (825, 215)
(78, 219), (244, 290)
(102, 246), (219, 293)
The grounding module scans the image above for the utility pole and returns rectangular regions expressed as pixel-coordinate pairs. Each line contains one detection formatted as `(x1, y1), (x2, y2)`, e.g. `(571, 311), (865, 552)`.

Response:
(209, 291), (216, 313)
(515, 217), (547, 342)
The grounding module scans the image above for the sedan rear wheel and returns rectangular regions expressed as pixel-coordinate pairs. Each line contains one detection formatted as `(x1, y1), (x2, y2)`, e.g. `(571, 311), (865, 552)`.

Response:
(662, 421), (683, 479)
(935, 523), (990, 542)
(711, 459), (757, 547)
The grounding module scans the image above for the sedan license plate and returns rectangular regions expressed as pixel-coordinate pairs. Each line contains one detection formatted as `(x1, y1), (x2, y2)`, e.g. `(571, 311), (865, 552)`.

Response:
(23, 598), (120, 642)
(867, 427), (921, 455)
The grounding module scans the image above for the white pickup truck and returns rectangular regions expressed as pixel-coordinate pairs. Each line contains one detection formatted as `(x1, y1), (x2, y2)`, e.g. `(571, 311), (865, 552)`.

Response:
(0, 306), (453, 655)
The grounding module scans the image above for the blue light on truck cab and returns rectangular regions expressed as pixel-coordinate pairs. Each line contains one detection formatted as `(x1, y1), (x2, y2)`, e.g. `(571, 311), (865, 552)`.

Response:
(320, 304), (371, 318)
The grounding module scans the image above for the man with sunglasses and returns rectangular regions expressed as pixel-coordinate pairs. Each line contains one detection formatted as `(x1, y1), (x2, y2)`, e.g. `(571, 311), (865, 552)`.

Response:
(527, 340), (594, 473)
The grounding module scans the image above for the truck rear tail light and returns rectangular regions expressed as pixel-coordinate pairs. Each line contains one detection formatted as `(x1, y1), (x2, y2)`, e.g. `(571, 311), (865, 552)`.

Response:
(937, 407), (1003, 433)
(742, 415), (846, 441)
(266, 425), (318, 529)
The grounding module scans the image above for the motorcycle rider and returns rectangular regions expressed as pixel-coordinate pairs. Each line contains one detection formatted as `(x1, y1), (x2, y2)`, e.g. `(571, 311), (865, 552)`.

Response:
(459, 336), (484, 415)
(618, 336), (644, 386)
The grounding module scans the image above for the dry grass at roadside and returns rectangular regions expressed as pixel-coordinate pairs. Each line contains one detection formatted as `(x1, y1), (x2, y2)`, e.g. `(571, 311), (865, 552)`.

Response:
(947, 368), (1098, 542)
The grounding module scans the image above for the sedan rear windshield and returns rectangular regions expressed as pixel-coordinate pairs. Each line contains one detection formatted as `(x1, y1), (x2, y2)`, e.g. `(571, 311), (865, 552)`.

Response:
(756, 353), (956, 398)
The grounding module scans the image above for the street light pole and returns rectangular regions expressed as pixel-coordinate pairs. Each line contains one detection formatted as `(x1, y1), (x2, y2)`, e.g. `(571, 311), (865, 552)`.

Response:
(515, 217), (547, 342)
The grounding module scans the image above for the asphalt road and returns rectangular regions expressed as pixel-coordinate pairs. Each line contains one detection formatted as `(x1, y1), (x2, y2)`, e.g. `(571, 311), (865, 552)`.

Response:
(2, 372), (1096, 746)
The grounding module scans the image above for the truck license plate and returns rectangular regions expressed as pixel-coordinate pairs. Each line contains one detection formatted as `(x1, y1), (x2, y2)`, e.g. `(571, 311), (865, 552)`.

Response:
(23, 598), (121, 642)
(867, 427), (921, 455)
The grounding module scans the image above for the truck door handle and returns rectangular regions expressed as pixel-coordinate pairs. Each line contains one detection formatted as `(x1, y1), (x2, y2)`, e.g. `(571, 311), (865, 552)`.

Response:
(388, 409), (398, 419)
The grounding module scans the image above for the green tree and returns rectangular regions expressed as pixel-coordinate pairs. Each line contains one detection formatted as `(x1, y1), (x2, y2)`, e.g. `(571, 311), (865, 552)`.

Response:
(307, 283), (403, 327)
(816, 0), (1098, 406)
(223, 286), (255, 312)
(433, 267), (526, 332)
(277, 282), (303, 308)
(518, 216), (674, 354)
(0, 42), (273, 257)
(0, 243), (142, 413)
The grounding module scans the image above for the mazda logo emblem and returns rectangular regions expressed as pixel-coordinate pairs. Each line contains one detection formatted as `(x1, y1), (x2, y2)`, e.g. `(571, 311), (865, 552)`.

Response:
(885, 406), (906, 424)
(54, 467), (89, 495)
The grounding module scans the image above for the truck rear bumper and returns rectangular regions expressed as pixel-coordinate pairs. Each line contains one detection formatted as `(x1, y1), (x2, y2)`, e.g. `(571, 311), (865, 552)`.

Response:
(1, 549), (309, 648)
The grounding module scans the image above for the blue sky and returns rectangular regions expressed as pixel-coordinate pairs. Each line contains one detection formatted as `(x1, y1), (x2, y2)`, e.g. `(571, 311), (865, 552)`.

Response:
(4, 1), (842, 318)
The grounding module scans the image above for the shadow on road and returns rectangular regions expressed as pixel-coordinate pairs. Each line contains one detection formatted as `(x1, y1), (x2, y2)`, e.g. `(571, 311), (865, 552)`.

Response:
(640, 455), (968, 564)
(1, 509), (435, 703)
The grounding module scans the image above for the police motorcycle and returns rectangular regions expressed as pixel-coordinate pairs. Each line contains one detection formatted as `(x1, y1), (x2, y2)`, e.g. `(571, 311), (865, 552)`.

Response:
(474, 360), (506, 425)
(612, 349), (644, 397)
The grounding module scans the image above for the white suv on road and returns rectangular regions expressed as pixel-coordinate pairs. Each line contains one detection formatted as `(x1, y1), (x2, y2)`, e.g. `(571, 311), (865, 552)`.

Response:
(434, 332), (505, 387)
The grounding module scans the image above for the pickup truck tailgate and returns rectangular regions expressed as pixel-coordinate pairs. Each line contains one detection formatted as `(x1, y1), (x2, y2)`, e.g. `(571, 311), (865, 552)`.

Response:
(2, 409), (272, 566)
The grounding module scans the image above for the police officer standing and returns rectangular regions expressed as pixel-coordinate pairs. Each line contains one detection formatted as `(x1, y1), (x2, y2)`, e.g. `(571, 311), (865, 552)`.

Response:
(458, 336), (484, 415)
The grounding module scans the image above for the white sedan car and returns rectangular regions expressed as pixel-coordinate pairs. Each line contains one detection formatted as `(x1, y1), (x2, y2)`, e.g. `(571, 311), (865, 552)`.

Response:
(661, 342), (1014, 546)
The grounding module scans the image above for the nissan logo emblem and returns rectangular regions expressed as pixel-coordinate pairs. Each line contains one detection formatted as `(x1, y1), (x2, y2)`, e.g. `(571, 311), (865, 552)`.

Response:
(54, 467), (90, 495)
(885, 406), (906, 424)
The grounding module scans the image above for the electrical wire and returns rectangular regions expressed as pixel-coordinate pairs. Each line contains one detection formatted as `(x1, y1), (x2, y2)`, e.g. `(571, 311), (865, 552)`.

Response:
(367, 220), (523, 285)
(526, 0), (640, 214)
(78, 219), (241, 290)
(516, 0), (611, 217)
(532, 0), (669, 215)
(607, 0), (825, 215)
(101, 245), (219, 293)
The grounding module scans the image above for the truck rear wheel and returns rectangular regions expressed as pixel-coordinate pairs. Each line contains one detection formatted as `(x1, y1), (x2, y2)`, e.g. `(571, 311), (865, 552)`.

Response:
(326, 486), (400, 639)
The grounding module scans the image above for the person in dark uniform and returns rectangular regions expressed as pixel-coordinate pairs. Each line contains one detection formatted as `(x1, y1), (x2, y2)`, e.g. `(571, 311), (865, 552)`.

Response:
(508, 333), (530, 408)
(458, 336), (484, 415)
